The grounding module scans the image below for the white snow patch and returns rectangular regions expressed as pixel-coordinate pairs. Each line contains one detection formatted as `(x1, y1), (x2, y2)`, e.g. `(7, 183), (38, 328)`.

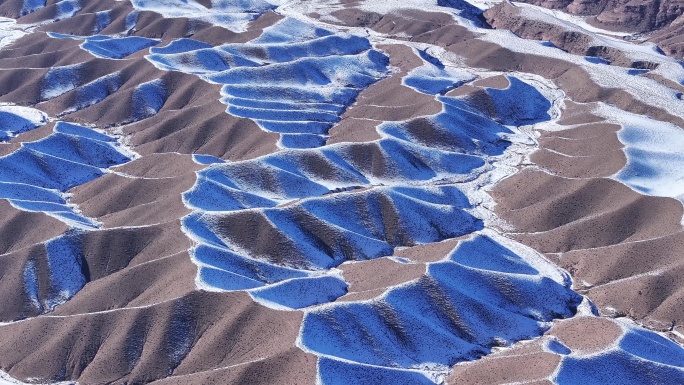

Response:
(590, 104), (684, 219)
(0, 18), (27, 49)
(0, 104), (48, 141)
(0, 371), (75, 385)
(130, 0), (274, 32)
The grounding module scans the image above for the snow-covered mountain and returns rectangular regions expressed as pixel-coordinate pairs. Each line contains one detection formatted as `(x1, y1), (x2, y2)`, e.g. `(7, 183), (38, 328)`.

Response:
(0, 1), (683, 384)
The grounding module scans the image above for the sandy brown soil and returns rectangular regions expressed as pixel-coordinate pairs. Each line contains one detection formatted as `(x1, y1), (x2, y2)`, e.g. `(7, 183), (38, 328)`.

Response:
(512, 0), (684, 60)
(0, 291), (317, 385)
(328, 44), (442, 144)
(69, 171), (196, 228)
(493, 100), (684, 333)
(0, 200), (68, 255)
(484, 2), (659, 68)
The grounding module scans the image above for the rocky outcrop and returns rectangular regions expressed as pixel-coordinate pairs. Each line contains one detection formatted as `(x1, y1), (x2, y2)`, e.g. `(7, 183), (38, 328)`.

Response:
(514, 0), (684, 59)
(517, 0), (684, 32)
(484, 2), (661, 66)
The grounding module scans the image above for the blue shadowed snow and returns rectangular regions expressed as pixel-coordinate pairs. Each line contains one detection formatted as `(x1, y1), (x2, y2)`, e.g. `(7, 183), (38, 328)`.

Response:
(485, 76), (552, 125)
(192, 154), (226, 165)
(225, 98), (345, 114)
(147, 48), (256, 74)
(55, 0), (81, 20)
(179, 56), (555, 317)
(547, 339), (571, 355)
(184, 174), (278, 212)
(211, 50), (388, 148)
(437, 0), (485, 25)
(620, 326), (684, 367)
(556, 336), (684, 385)
(417, 48), (445, 69)
(23, 130), (130, 169)
(0, 182), (64, 203)
(41, 64), (81, 100)
(278, 133), (327, 148)
(428, 259), (575, 322)
(0, 107), (47, 141)
(185, 184), (483, 307)
(44, 231), (86, 310)
(184, 135), (488, 211)
(251, 17), (333, 44)
(183, 107), (494, 213)
(403, 64), (552, 131)
(81, 35), (160, 59)
(181, 34), (373, 68)
(254, 120), (333, 134)
(199, 266), (265, 291)
(234, 34), (372, 63)
(557, 351), (684, 384)
(550, 319), (684, 385)
(183, 212), (229, 248)
(0, 148), (103, 191)
(145, 18), (389, 148)
(189, 185), (483, 272)
(150, 38), (213, 55)
(48, 33), (159, 59)
(194, 245), (309, 285)
(208, 50), (386, 86)
(13, 204), (96, 228)
(22, 260), (41, 310)
(54, 121), (118, 142)
(381, 99), (513, 156)
(249, 275), (348, 309)
(0, 121), (131, 227)
(94, 11), (111, 34)
(446, 235), (539, 275)
(131, 79), (167, 121)
(125, 10), (139, 33)
(627, 68), (649, 75)
(222, 84), (360, 105)
(301, 234), (581, 383)
(404, 67), (472, 95)
(585, 56), (611, 65)
(21, 0), (46, 16)
(184, 156), (331, 212)
(229, 105), (340, 122)
(184, 155), (339, 211)
(404, 50), (475, 95)
(61, 73), (122, 114)
(167, 29), (572, 383)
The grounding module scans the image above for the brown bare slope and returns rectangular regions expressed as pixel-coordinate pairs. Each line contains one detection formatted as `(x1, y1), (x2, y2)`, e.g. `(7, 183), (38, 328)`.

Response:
(483, 2), (659, 68)
(492, 100), (684, 332)
(329, 44), (442, 144)
(0, 7), (281, 160)
(515, 0), (684, 59)
(0, 201), (68, 255)
(0, 220), (193, 322)
(0, 291), (316, 385)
